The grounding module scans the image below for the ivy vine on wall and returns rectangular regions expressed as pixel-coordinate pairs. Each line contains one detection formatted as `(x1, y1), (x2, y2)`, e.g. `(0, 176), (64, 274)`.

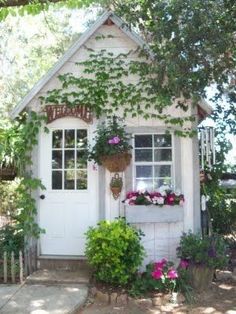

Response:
(41, 45), (197, 137)
(0, 112), (47, 240)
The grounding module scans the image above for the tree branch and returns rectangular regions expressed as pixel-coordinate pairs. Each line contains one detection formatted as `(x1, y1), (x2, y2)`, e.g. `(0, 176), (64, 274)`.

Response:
(0, 0), (62, 8)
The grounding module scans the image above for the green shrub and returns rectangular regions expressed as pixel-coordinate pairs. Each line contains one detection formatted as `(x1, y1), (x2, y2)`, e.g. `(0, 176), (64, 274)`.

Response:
(0, 224), (24, 255)
(85, 218), (145, 286)
(177, 232), (228, 269)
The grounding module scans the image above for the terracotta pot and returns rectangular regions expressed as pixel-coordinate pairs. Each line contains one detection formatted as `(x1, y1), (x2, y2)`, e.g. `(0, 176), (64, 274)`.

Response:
(100, 152), (131, 172)
(110, 186), (122, 200)
(0, 167), (16, 181)
(188, 264), (214, 292)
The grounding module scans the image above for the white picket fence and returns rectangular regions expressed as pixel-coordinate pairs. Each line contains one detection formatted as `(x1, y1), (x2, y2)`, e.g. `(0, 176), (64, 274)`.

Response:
(0, 246), (37, 284)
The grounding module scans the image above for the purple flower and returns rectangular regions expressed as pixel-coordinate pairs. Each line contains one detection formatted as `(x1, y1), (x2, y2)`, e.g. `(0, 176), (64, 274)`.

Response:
(167, 268), (178, 279)
(108, 136), (121, 145)
(179, 259), (189, 269)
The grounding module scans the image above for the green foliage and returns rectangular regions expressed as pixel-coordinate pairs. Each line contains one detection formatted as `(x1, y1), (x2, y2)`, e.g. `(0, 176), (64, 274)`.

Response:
(0, 180), (19, 216)
(0, 9), (81, 118)
(0, 224), (24, 254)
(88, 117), (132, 164)
(0, 112), (46, 174)
(14, 178), (45, 238)
(42, 48), (197, 137)
(0, 112), (47, 239)
(85, 218), (145, 285)
(115, 0), (236, 135)
(177, 232), (229, 269)
(202, 167), (236, 235)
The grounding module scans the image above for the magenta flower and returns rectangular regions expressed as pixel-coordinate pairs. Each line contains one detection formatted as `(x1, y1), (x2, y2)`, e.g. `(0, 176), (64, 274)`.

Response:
(154, 258), (167, 270)
(179, 259), (189, 269)
(108, 136), (121, 145)
(126, 191), (138, 199)
(167, 268), (178, 279)
(165, 193), (175, 205)
(152, 269), (163, 280)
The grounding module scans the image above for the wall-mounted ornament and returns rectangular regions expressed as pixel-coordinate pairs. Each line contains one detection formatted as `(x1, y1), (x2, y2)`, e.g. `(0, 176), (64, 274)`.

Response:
(110, 173), (123, 200)
(44, 105), (93, 124)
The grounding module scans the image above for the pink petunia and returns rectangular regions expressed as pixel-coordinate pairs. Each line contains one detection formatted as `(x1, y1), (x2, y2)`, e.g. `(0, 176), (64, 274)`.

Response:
(154, 258), (167, 270)
(167, 268), (178, 279)
(152, 269), (163, 280)
(165, 193), (175, 205)
(126, 191), (138, 199)
(179, 259), (189, 269)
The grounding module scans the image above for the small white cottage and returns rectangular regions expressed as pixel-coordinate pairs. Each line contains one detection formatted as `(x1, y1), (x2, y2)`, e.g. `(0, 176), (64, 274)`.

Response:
(11, 10), (212, 267)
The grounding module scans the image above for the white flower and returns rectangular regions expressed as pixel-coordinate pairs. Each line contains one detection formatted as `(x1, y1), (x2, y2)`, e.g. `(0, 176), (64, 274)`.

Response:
(175, 189), (181, 196)
(156, 197), (165, 205)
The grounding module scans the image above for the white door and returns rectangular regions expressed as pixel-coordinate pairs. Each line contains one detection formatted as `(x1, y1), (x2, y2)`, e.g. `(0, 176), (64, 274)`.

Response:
(38, 118), (98, 256)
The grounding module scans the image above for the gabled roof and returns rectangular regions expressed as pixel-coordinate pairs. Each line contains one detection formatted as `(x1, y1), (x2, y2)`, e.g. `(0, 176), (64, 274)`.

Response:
(11, 10), (212, 120)
(11, 10), (151, 118)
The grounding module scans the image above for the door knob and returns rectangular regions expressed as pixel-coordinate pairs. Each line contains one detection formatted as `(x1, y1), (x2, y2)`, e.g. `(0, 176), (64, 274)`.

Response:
(40, 194), (45, 200)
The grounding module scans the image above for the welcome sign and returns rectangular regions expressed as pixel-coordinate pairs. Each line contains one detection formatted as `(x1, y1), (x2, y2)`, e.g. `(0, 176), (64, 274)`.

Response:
(45, 105), (93, 123)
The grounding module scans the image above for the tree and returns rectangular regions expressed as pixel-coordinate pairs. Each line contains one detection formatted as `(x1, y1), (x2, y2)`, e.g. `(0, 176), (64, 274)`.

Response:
(0, 8), (81, 119)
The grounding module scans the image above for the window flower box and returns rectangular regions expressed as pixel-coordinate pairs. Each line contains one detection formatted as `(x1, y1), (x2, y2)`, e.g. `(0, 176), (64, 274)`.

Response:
(125, 204), (184, 223)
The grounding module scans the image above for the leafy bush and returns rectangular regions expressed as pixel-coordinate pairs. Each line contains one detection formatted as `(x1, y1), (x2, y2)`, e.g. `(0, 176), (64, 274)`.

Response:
(0, 224), (24, 255)
(88, 117), (132, 165)
(85, 218), (145, 285)
(177, 232), (228, 269)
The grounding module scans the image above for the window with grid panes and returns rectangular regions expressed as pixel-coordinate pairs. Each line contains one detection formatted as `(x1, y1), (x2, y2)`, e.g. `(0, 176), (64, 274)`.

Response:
(51, 129), (88, 190)
(134, 134), (173, 191)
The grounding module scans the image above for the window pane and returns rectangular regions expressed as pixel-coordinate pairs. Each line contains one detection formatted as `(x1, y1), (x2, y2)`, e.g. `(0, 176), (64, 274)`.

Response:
(65, 150), (75, 169)
(76, 170), (87, 190)
(154, 178), (171, 189)
(154, 149), (172, 161)
(154, 165), (171, 177)
(64, 170), (75, 189)
(135, 135), (152, 147)
(154, 134), (172, 147)
(136, 166), (152, 178)
(77, 130), (87, 149)
(135, 149), (152, 162)
(52, 150), (62, 169)
(136, 179), (153, 191)
(77, 150), (87, 168)
(52, 171), (62, 189)
(65, 130), (75, 148)
(52, 130), (63, 148)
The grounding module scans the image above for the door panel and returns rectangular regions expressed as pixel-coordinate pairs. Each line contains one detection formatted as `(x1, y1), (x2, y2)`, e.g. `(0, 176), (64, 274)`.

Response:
(39, 118), (98, 256)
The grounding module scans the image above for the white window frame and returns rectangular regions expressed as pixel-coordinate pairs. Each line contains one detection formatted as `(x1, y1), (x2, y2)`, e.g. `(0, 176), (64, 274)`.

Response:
(132, 133), (175, 191)
(51, 128), (88, 191)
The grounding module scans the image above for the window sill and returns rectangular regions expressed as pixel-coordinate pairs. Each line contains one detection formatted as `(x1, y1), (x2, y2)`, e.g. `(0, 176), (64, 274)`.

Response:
(125, 204), (184, 223)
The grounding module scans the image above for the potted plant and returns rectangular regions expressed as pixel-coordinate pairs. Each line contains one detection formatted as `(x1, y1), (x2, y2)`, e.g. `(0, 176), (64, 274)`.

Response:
(177, 232), (229, 291)
(110, 173), (123, 199)
(88, 116), (132, 172)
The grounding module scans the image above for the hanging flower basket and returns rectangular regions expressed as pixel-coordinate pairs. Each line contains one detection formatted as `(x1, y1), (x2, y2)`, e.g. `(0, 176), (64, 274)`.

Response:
(100, 152), (131, 172)
(0, 166), (16, 181)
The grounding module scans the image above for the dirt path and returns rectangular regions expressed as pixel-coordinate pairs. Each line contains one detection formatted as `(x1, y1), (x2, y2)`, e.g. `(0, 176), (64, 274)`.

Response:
(78, 280), (236, 314)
